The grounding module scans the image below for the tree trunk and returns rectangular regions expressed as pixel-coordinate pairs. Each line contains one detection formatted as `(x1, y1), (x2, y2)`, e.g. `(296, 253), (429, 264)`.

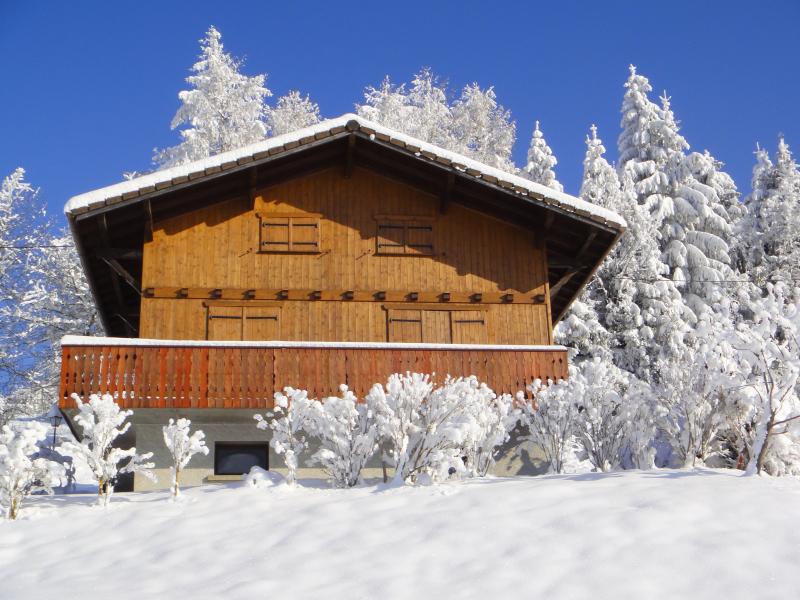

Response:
(8, 496), (19, 520)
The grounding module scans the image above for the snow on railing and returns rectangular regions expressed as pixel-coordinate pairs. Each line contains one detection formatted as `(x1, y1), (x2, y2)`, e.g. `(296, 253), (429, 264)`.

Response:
(61, 335), (566, 352)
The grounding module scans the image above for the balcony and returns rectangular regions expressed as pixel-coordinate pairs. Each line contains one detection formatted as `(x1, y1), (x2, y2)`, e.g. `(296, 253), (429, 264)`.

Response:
(59, 336), (568, 410)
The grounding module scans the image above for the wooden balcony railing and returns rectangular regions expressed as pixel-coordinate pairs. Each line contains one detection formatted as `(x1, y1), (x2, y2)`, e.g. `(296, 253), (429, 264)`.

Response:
(59, 336), (568, 410)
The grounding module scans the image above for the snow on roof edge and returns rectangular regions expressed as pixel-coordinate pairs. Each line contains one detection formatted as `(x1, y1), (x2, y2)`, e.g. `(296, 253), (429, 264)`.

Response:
(65, 113), (625, 229)
(61, 334), (567, 353)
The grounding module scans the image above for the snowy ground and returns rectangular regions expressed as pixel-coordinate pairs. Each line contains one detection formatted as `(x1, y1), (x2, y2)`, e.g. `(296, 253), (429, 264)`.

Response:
(2, 470), (799, 600)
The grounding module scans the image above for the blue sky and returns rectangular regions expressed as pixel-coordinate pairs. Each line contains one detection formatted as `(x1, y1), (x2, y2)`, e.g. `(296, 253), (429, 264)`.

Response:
(2, 1), (798, 225)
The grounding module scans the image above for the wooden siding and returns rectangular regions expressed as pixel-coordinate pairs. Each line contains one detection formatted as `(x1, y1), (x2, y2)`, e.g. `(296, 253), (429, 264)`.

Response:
(59, 343), (568, 410)
(139, 166), (552, 345)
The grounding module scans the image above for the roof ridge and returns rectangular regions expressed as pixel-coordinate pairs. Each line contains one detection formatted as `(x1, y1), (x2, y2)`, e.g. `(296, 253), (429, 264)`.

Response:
(64, 113), (626, 230)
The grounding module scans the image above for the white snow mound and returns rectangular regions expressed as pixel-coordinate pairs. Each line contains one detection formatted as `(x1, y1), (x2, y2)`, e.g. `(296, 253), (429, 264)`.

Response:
(2, 470), (798, 599)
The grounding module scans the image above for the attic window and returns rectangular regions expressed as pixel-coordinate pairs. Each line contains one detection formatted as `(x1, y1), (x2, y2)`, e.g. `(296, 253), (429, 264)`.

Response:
(376, 220), (434, 256)
(259, 215), (320, 253)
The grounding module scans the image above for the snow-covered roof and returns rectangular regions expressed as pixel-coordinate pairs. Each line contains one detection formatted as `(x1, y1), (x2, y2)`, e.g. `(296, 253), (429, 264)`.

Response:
(61, 335), (567, 353)
(64, 114), (625, 230)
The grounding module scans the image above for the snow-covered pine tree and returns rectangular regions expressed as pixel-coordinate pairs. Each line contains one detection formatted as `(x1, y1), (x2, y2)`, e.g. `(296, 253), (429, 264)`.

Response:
(406, 68), (452, 148)
(741, 136), (800, 286)
(153, 26), (271, 168)
(522, 121), (563, 192)
(449, 83), (516, 171)
(357, 76), (411, 134)
(0, 169), (98, 422)
(614, 66), (692, 381)
(357, 70), (516, 172)
(267, 90), (321, 137)
(556, 125), (619, 364)
(656, 93), (740, 315)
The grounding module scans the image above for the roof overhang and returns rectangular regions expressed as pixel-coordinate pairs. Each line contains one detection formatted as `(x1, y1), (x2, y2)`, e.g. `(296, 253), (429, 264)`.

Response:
(66, 115), (625, 336)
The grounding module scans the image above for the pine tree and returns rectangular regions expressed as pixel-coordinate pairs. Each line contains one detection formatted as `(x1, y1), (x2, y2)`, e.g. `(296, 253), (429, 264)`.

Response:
(357, 76), (412, 133)
(0, 169), (98, 423)
(741, 136), (800, 285)
(655, 90), (739, 315)
(449, 83), (516, 171)
(522, 121), (563, 192)
(357, 71), (516, 172)
(267, 90), (321, 137)
(615, 67), (692, 378)
(579, 125), (620, 210)
(405, 68), (452, 147)
(153, 26), (271, 168)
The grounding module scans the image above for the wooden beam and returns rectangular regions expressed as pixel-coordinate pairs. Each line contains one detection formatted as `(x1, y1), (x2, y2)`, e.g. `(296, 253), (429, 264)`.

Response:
(248, 166), (258, 203)
(142, 287), (545, 305)
(344, 134), (356, 178)
(549, 268), (582, 296)
(440, 172), (454, 214)
(100, 257), (141, 295)
(94, 248), (143, 261)
(575, 230), (598, 260)
(97, 214), (135, 336)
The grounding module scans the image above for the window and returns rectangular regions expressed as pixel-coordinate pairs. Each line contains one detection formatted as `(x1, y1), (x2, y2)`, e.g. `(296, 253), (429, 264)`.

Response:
(376, 220), (434, 255)
(214, 443), (269, 475)
(259, 215), (320, 253)
(386, 308), (487, 343)
(206, 304), (280, 341)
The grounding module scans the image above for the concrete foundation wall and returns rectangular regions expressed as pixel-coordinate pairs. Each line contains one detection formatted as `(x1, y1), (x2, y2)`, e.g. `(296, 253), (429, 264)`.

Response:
(122, 409), (547, 491)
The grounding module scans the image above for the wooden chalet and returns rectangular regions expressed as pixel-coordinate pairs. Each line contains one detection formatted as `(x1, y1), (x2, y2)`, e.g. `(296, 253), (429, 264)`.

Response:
(58, 114), (624, 488)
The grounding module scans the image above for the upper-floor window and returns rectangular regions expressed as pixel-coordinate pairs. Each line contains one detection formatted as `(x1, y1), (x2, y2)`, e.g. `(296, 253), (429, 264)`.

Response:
(206, 303), (281, 341)
(385, 307), (487, 344)
(375, 218), (434, 256)
(259, 214), (320, 253)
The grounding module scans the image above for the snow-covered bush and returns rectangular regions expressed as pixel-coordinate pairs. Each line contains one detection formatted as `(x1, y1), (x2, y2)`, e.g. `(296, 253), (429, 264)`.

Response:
(657, 311), (743, 467)
(367, 373), (431, 484)
(0, 422), (64, 520)
(162, 418), (208, 498)
(367, 373), (511, 484)
(254, 387), (317, 486)
(570, 359), (637, 472)
(731, 284), (800, 475)
(59, 394), (154, 505)
(521, 378), (579, 474)
(461, 387), (517, 477)
(307, 385), (378, 488)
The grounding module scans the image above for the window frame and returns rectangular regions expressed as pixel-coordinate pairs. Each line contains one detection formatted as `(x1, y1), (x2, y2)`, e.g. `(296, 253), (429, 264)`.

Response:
(257, 213), (321, 254)
(213, 442), (269, 475)
(205, 301), (281, 341)
(374, 215), (435, 256)
(384, 304), (489, 344)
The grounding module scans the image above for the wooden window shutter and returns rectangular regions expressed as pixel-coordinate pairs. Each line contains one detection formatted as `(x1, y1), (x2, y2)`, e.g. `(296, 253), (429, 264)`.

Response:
(376, 223), (406, 254)
(243, 306), (280, 340)
(289, 217), (320, 252)
(260, 217), (291, 252)
(405, 224), (434, 255)
(259, 215), (319, 253)
(376, 220), (434, 255)
(422, 310), (451, 343)
(207, 306), (244, 341)
(387, 309), (423, 343)
(450, 310), (488, 344)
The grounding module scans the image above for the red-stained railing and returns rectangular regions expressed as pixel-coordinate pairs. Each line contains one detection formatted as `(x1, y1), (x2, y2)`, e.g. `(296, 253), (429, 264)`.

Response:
(59, 338), (568, 409)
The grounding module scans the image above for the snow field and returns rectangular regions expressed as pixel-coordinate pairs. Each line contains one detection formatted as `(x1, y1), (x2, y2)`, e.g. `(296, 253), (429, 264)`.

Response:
(2, 469), (799, 600)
